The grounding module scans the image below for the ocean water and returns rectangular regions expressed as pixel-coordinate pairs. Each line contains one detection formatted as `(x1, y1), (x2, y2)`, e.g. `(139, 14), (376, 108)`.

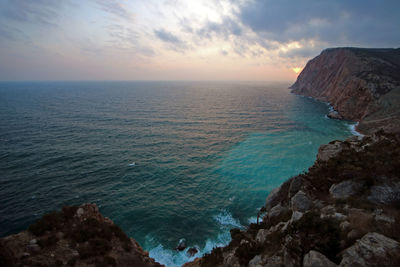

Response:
(0, 81), (355, 266)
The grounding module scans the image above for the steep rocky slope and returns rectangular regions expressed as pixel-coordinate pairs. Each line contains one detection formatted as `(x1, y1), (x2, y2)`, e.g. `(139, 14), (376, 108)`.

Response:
(184, 131), (400, 267)
(0, 204), (163, 267)
(290, 47), (400, 134)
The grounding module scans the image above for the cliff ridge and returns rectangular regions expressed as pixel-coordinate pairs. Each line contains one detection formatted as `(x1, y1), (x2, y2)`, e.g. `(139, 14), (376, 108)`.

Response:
(184, 131), (400, 267)
(290, 47), (400, 134)
(0, 203), (164, 267)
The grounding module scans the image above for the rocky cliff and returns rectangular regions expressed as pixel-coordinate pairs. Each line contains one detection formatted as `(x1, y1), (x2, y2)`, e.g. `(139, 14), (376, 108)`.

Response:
(184, 130), (400, 267)
(0, 204), (163, 267)
(290, 47), (400, 134)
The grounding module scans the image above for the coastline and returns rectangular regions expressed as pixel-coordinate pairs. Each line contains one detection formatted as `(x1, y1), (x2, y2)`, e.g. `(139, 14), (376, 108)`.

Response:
(291, 90), (364, 137)
(184, 130), (400, 267)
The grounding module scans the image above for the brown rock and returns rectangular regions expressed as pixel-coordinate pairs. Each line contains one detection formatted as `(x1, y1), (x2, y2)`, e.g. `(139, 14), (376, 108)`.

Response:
(291, 47), (400, 134)
(303, 250), (337, 267)
(339, 232), (400, 266)
(0, 204), (164, 267)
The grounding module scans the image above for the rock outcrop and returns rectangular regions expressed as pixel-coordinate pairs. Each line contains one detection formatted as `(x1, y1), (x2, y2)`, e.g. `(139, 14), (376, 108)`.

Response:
(0, 203), (163, 267)
(184, 131), (400, 267)
(290, 47), (400, 134)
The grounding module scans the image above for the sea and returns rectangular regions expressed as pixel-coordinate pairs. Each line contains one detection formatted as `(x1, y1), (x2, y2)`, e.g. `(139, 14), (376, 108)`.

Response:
(0, 81), (357, 266)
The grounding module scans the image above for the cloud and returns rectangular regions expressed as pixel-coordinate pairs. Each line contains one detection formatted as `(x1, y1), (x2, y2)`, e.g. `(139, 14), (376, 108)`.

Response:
(0, 24), (31, 43)
(94, 0), (133, 22)
(239, 0), (400, 47)
(0, 0), (65, 26)
(106, 24), (155, 56)
(196, 17), (242, 39)
(154, 29), (187, 51)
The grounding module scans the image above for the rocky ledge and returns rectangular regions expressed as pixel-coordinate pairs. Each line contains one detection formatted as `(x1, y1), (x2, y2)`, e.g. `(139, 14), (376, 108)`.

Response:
(0, 203), (163, 267)
(184, 130), (400, 267)
(290, 47), (400, 134)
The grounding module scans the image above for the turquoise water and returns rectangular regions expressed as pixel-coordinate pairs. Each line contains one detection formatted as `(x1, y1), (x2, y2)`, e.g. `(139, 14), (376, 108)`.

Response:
(0, 81), (355, 266)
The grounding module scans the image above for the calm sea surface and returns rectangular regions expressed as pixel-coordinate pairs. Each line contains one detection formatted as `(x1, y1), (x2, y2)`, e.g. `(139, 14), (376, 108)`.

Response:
(0, 81), (355, 266)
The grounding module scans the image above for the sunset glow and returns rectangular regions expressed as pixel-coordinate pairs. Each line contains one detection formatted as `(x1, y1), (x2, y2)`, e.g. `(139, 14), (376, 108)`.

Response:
(292, 67), (303, 74)
(0, 0), (398, 81)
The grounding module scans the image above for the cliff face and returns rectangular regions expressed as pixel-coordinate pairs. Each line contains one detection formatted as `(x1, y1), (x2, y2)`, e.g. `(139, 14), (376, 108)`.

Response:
(0, 204), (163, 267)
(290, 47), (400, 134)
(185, 131), (400, 267)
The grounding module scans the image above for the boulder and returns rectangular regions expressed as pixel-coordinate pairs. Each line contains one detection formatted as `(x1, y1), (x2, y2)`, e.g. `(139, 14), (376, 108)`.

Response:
(367, 182), (400, 204)
(290, 211), (303, 223)
(249, 255), (283, 267)
(223, 250), (240, 267)
(268, 204), (287, 220)
(290, 191), (312, 212)
(303, 250), (337, 267)
(265, 186), (282, 211)
(255, 229), (269, 244)
(329, 180), (361, 200)
(317, 141), (343, 162)
(339, 232), (400, 266)
(373, 209), (395, 224)
(288, 176), (304, 198)
(248, 255), (263, 267)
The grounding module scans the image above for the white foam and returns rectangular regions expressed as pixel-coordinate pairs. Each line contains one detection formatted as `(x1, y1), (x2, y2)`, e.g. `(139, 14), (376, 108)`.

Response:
(213, 210), (242, 228)
(148, 211), (243, 266)
(148, 232), (231, 267)
(347, 122), (363, 137)
(247, 216), (258, 224)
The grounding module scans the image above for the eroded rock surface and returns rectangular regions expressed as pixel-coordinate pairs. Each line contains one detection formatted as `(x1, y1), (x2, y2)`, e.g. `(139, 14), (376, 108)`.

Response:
(339, 232), (400, 266)
(291, 47), (400, 134)
(303, 250), (337, 267)
(186, 131), (400, 267)
(0, 204), (163, 267)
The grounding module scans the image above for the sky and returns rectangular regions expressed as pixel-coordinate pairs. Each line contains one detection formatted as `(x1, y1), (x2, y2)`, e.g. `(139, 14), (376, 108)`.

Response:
(0, 0), (399, 81)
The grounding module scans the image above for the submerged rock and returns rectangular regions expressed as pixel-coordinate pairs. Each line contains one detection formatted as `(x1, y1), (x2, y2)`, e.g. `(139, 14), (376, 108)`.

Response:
(186, 247), (199, 257)
(175, 238), (187, 251)
(186, 247), (198, 257)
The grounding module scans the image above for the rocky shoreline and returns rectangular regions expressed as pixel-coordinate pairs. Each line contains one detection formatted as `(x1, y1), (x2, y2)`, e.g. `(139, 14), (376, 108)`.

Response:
(182, 48), (400, 266)
(0, 204), (164, 267)
(2, 130), (399, 267)
(184, 130), (400, 267)
(1, 47), (400, 267)
(290, 47), (400, 135)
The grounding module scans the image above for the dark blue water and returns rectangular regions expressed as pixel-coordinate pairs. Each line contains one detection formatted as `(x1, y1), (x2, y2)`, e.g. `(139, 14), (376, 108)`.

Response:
(0, 81), (356, 266)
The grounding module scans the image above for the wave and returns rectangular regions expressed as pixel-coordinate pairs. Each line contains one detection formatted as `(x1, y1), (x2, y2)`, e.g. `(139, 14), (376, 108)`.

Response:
(247, 216), (258, 224)
(148, 210), (243, 267)
(213, 210), (243, 228)
(347, 122), (363, 136)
